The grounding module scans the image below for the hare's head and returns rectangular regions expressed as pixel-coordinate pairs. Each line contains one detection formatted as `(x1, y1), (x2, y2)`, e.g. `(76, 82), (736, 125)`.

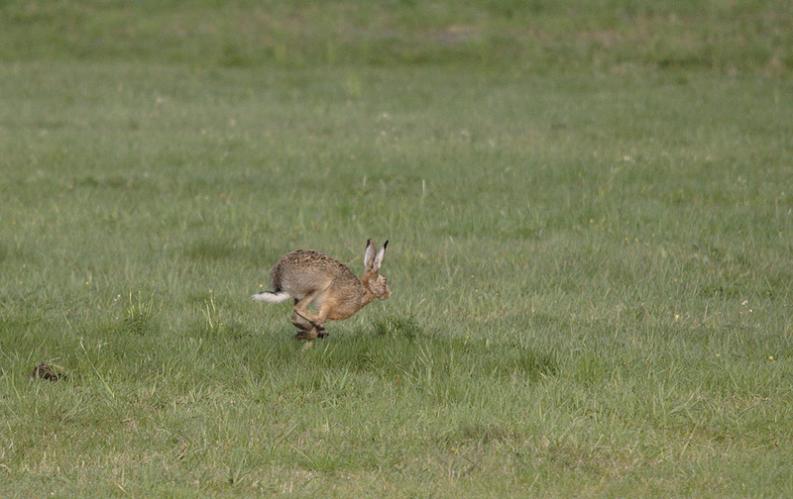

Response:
(362, 239), (390, 300)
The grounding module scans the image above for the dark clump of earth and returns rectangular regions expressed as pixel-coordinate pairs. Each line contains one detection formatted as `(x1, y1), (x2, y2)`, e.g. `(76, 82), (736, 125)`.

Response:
(31, 363), (65, 381)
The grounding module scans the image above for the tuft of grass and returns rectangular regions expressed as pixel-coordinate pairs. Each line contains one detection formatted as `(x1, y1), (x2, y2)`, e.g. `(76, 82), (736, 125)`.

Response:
(118, 293), (158, 337)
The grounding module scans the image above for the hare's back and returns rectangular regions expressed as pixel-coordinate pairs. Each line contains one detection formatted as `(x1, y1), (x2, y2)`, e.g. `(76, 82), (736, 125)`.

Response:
(271, 250), (353, 295)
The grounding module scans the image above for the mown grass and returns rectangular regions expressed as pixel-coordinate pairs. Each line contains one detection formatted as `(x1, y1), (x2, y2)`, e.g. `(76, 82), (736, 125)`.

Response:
(2, 0), (793, 74)
(1, 1), (793, 496)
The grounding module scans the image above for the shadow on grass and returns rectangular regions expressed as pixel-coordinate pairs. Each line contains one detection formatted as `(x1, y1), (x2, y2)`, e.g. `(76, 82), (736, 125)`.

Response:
(183, 239), (239, 262)
(297, 315), (558, 382)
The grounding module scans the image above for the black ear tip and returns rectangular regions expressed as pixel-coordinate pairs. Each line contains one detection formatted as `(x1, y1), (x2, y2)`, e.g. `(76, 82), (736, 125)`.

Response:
(383, 240), (389, 248)
(366, 239), (372, 247)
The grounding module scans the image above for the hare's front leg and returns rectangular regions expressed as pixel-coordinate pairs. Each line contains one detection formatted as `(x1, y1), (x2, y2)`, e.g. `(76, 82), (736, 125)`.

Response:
(313, 302), (334, 338)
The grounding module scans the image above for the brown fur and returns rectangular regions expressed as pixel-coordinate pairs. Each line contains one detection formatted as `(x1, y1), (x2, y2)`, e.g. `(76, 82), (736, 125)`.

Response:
(266, 241), (389, 339)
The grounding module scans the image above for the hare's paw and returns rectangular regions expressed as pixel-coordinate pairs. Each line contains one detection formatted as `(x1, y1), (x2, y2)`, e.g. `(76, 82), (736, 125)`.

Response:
(294, 328), (319, 341)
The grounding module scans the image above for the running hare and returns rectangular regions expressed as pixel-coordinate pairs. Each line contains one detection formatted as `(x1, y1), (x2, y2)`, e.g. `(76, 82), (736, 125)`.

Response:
(252, 240), (390, 339)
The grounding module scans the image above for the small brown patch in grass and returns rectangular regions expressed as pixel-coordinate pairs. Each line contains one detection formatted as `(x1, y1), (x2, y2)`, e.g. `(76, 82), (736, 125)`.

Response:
(30, 363), (65, 381)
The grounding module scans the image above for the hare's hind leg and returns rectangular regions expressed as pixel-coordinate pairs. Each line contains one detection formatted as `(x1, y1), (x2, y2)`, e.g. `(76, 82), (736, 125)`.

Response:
(294, 327), (318, 341)
(291, 291), (333, 339)
(290, 308), (317, 339)
(302, 300), (333, 339)
(291, 290), (323, 340)
(291, 290), (319, 327)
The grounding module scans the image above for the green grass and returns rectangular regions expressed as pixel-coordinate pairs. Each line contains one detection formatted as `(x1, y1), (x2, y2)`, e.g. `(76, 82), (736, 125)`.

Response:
(1, 1), (793, 496)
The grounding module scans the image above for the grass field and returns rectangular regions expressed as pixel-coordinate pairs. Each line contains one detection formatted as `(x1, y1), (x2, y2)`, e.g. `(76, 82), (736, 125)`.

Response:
(2, 1), (793, 496)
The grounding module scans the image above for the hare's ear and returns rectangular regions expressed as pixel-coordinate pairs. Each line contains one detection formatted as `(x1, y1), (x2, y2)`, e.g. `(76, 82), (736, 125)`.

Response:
(373, 240), (388, 272)
(364, 239), (376, 270)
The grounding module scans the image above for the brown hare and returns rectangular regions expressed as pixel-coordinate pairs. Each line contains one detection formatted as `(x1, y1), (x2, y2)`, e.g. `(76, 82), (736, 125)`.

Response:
(252, 240), (390, 340)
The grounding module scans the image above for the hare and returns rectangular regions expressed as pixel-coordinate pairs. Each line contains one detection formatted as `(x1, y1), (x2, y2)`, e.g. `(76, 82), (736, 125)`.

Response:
(252, 240), (390, 340)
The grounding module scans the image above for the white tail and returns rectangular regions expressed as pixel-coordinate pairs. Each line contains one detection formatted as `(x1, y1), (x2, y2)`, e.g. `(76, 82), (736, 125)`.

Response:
(251, 291), (291, 303)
